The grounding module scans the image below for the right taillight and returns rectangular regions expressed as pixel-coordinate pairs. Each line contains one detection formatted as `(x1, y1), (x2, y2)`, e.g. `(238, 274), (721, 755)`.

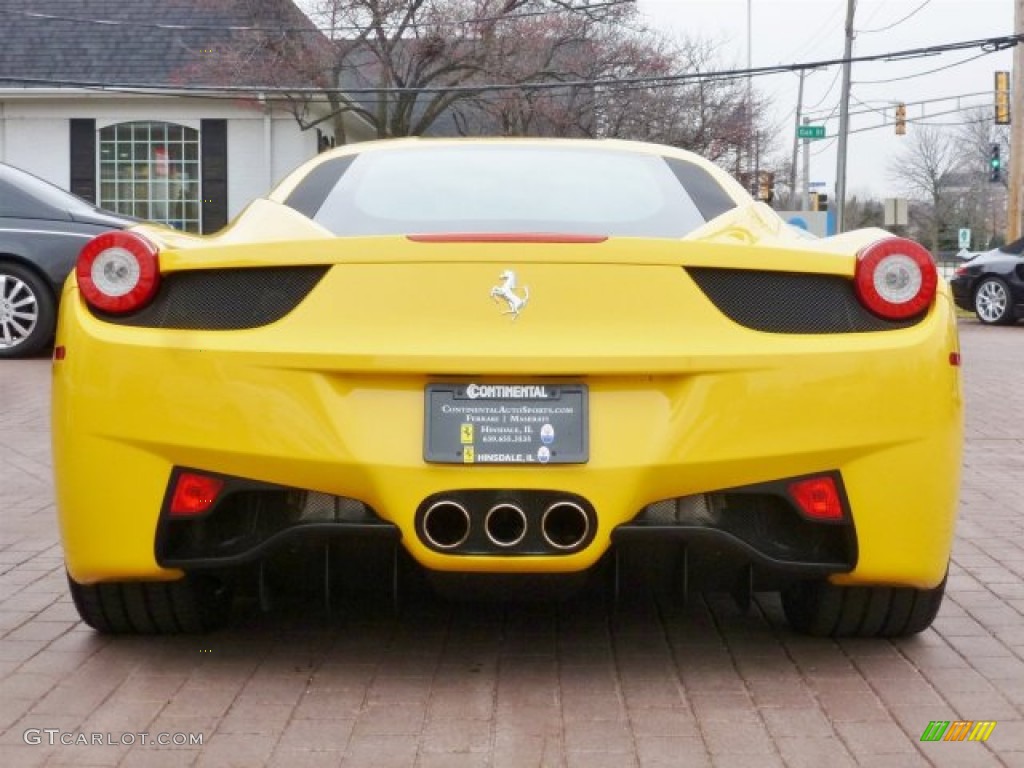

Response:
(854, 237), (936, 320)
(76, 231), (160, 314)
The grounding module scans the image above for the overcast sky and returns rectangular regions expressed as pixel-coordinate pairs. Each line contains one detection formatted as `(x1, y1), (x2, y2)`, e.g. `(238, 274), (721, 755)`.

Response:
(635, 0), (1014, 199)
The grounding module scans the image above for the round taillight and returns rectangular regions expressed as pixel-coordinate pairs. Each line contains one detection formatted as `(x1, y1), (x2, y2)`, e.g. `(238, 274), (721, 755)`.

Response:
(854, 237), (937, 320)
(76, 231), (160, 314)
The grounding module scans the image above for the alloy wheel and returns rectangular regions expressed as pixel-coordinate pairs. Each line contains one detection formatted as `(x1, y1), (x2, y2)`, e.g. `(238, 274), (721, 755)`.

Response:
(0, 273), (39, 350)
(975, 279), (1009, 324)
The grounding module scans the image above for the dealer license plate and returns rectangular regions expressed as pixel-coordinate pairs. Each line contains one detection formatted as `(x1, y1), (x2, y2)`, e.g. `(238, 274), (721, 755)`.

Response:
(424, 383), (588, 465)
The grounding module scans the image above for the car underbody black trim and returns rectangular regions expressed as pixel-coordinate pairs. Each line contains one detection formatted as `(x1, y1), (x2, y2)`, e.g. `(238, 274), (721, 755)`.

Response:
(617, 471), (858, 576)
(156, 467), (857, 586)
(156, 468), (398, 569)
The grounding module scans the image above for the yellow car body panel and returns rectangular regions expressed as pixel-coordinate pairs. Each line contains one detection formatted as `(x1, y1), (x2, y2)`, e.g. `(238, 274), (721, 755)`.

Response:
(54, 232), (962, 588)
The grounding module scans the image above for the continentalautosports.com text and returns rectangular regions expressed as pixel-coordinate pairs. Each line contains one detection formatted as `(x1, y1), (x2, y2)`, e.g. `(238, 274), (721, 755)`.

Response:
(24, 729), (203, 747)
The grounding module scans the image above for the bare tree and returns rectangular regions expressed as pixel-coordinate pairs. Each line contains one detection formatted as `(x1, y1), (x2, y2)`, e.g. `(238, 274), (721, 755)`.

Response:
(844, 194), (884, 230)
(183, 0), (773, 171)
(889, 125), (961, 253)
(271, 0), (638, 140)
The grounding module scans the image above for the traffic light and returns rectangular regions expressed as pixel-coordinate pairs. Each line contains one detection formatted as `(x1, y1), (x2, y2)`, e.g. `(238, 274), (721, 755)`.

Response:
(757, 172), (775, 204)
(995, 71), (1010, 125)
(811, 192), (829, 212)
(895, 103), (907, 135)
(991, 144), (1002, 183)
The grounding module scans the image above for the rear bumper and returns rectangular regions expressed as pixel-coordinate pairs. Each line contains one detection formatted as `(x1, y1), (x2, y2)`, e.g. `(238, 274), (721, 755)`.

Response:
(53, 282), (962, 590)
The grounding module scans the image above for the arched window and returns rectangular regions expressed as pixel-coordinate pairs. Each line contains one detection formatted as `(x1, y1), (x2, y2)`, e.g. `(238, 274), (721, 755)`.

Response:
(98, 122), (201, 232)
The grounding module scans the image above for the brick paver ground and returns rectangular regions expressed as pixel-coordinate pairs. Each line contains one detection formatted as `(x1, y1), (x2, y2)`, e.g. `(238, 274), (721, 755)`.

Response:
(0, 320), (1022, 768)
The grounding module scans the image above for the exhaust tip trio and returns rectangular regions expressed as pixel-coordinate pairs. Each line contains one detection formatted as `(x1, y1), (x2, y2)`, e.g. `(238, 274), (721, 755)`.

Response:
(420, 494), (594, 555)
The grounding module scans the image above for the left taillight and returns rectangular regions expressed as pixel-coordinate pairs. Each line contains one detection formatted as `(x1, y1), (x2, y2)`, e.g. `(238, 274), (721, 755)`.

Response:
(76, 231), (160, 314)
(169, 472), (225, 517)
(853, 237), (937, 320)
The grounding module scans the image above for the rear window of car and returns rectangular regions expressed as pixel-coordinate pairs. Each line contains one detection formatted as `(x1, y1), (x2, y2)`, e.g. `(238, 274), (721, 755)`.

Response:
(0, 164), (95, 219)
(287, 145), (736, 238)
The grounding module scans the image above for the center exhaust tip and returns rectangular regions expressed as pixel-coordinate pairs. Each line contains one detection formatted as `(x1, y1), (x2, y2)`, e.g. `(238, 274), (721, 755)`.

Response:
(541, 501), (590, 551)
(485, 503), (528, 548)
(422, 500), (471, 550)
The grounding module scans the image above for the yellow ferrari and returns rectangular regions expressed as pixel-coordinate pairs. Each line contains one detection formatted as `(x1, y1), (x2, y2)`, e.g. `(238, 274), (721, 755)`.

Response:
(53, 138), (962, 636)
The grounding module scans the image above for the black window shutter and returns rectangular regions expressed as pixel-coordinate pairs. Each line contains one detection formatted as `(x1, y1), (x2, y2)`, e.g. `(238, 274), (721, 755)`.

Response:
(201, 119), (228, 233)
(69, 119), (96, 203)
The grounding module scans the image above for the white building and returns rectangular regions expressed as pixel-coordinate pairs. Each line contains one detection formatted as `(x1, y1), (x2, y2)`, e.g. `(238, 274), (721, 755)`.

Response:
(0, 0), (371, 233)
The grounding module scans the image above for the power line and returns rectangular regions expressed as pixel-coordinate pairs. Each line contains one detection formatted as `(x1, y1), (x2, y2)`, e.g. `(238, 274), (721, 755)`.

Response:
(857, 0), (934, 34)
(852, 50), (992, 85)
(804, 67), (842, 111)
(847, 93), (992, 127)
(1, 32), (1017, 98)
(756, 4), (846, 111)
(811, 136), (838, 156)
(782, 3), (847, 63)
(805, 90), (992, 122)
(846, 105), (993, 135)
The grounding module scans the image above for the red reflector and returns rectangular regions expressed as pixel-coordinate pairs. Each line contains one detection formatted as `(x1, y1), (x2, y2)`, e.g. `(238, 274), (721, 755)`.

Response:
(949, 352), (961, 367)
(53, 346), (66, 361)
(407, 233), (608, 244)
(170, 473), (225, 517)
(789, 476), (844, 521)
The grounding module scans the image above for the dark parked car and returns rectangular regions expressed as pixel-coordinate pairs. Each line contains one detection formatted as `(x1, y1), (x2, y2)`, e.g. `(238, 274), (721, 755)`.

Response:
(951, 237), (1024, 325)
(0, 163), (134, 357)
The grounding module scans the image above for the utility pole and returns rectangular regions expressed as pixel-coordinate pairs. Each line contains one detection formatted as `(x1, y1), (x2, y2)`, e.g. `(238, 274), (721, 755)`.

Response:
(802, 117), (811, 210)
(1008, 0), (1024, 241)
(835, 0), (855, 233)
(790, 70), (806, 208)
(749, 1), (757, 198)
(747, 0), (755, 195)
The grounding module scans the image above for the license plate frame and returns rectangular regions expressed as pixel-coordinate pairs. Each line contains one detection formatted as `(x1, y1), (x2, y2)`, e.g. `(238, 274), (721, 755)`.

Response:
(424, 383), (589, 465)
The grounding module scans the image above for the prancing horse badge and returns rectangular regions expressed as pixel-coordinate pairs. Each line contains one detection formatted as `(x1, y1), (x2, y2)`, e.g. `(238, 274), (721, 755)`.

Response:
(489, 270), (529, 319)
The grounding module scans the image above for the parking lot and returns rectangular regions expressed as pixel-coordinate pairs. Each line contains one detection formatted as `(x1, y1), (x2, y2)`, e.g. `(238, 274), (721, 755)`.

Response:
(0, 319), (1022, 768)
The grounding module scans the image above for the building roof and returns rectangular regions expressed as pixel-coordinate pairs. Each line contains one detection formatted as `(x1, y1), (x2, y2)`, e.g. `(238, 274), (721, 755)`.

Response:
(0, 0), (327, 90)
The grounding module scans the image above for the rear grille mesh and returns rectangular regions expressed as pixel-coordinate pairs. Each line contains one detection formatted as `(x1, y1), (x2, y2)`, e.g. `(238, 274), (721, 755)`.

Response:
(687, 267), (919, 334)
(94, 266), (328, 330)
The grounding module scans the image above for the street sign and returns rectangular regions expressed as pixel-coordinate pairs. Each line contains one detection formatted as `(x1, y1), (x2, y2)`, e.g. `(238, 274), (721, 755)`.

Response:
(958, 228), (971, 249)
(798, 125), (826, 139)
(808, 181), (827, 189)
(884, 198), (908, 227)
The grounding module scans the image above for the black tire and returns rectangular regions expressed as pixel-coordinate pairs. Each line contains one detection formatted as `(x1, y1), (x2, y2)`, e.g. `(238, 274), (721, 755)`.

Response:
(973, 276), (1015, 325)
(0, 262), (56, 358)
(67, 572), (232, 634)
(781, 574), (946, 638)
